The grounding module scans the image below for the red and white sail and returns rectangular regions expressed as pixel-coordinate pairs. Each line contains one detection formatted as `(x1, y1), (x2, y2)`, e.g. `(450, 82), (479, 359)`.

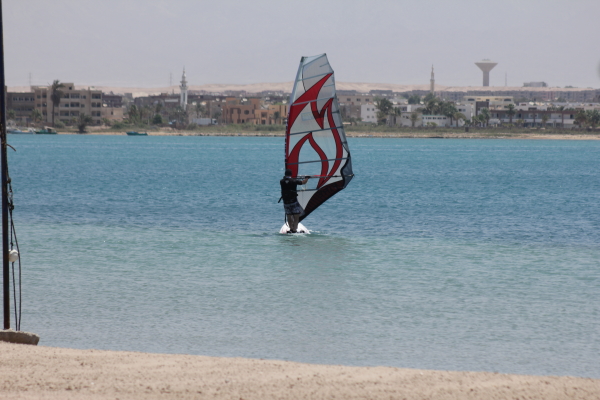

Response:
(285, 54), (353, 221)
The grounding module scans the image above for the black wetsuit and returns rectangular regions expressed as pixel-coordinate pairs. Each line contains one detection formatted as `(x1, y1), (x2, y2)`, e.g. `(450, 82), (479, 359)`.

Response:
(280, 177), (303, 204)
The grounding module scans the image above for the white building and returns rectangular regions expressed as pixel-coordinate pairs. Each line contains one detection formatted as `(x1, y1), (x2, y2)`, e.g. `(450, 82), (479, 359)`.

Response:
(361, 103), (377, 123)
(421, 115), (450, 127)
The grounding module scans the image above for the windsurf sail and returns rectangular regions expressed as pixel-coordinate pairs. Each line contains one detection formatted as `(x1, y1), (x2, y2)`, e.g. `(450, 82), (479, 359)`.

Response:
(285, 54), (353, 222)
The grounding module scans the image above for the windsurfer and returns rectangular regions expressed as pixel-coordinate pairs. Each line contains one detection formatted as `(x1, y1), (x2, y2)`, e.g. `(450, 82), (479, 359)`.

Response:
(280, 169), (310, 233)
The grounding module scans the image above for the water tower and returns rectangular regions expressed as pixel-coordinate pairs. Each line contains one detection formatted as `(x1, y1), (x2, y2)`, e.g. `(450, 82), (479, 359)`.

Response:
(475, 59), (497, 86)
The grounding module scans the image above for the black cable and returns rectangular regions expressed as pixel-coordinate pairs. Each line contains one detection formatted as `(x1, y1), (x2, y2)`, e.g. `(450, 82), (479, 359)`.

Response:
(6, 165), (22, 331)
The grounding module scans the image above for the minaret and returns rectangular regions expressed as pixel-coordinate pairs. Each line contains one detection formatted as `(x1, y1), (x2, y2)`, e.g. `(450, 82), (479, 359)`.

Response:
(180, 68), (188, 111)
(430, 65), (435, 94)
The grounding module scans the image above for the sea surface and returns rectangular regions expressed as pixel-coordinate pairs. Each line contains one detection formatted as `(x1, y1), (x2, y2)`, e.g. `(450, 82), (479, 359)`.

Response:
(6, 134), (600, 378)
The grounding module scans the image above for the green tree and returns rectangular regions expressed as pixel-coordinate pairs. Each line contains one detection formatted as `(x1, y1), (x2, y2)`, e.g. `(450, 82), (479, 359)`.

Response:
(479, 108), (491, 126)
(453, 112), (466, 127)
(173, 106), (188, 125)
(423, 92), (436, 103)
(152, 114), (163, 125)
(407, 94), (421, 105)
(440, 102), (457, 127)
(585, 109), (600, 129)
(410, 112), (420, 127)
(374, 97), (394, 124)
(274, 111), (281, 124)
(127, 104), (140, 124)
(77, 113), (93, 133)
(31, 108), (43, 125)
(541, 113), (549, 127)
(194, 102), (206, 118)
(574, 110), (586, 129)
(50, 80), (65, 127)
(422, 97), (441, 115)
(506, 103), (516, 125)
(154, 102), (163, 116)
(6, 109), (16, 122)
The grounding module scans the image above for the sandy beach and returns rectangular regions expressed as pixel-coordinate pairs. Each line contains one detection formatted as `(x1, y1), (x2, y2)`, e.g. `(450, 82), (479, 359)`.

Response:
(51, 128), (600, 140)
(1, 342), (598, 400)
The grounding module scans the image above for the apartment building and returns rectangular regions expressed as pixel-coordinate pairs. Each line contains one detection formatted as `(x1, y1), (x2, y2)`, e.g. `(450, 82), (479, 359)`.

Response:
(6, 91), (35, 125)
(361, 103), (377, 123)
(220, 97), (286, 125)
(33, 83), (104, 125)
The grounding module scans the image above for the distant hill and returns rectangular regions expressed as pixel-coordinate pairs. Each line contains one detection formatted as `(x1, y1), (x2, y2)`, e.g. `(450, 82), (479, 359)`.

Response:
(7, 82), (597, 98)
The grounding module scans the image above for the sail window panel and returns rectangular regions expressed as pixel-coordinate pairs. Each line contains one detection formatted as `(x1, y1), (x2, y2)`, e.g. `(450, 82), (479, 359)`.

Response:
(297, 140), (321, 165)
(288, 131), (315, 152)
(310, 130), (338, 160)
(311, 129), (347, 164)
(290, 111), (324, 135)
(329, 109), (343, 128)
(291, 85), (308, 104)
(302, 56), (332, 82)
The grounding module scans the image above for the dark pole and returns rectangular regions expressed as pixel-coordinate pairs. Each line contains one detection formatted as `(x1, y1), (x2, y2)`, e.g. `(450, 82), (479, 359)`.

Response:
(0, 0), (10, 330)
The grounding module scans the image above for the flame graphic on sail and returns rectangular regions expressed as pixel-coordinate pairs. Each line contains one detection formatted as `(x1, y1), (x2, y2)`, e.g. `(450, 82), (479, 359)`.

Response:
(284, 54), (353, 221)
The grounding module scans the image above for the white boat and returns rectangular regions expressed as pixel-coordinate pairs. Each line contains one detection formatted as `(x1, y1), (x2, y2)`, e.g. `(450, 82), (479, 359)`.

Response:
(8, 128), (35, 134)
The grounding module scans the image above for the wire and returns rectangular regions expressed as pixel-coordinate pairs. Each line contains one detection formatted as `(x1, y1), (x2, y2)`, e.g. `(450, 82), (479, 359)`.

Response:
(6, 162), (22, 331)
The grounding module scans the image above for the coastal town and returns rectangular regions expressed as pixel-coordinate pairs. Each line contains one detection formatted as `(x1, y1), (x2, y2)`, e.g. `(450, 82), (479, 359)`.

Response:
(6, 62), (600, 133)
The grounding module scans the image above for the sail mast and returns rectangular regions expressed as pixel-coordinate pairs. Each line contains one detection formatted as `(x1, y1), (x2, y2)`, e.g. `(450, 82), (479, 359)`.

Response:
(0, 0), (10, 330)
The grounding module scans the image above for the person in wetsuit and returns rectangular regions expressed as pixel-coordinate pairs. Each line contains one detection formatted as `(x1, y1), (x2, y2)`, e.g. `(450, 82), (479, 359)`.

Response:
(280, 168), (310, 233)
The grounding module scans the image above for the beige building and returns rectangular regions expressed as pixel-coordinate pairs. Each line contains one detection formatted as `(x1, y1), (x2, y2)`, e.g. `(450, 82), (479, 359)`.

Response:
(221, 98), (287, 125)
(6, 90), (35, 125)
(33, 83), (112, 126)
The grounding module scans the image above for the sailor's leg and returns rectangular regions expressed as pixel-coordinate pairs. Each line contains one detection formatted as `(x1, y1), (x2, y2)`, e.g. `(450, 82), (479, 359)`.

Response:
(286, 213), (295, 232)
(291, 214), (300, 232)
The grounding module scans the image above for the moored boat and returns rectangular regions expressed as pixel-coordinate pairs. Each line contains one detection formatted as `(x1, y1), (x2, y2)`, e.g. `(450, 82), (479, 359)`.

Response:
(126, 131), (148, 136)
(8, 128), (35, 134)
(35, 127), (57, 134)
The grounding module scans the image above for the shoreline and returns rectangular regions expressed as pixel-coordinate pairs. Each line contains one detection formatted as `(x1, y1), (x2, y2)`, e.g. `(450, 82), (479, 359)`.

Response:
(2, 342), (599, 399)
(42, 129), (600, 140)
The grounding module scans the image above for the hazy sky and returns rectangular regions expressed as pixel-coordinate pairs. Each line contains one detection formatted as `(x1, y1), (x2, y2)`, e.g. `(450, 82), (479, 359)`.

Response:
(4, 0), (600, 89)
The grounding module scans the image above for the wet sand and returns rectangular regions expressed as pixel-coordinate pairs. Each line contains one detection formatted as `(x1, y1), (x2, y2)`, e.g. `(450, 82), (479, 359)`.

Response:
(1, 342), (598, 399)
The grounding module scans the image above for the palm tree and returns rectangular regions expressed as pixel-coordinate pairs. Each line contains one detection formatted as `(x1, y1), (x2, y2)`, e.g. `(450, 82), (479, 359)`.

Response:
(388, 107), (402, 126)
(441, 102), (457, 127)
(77, 113), (93, 133)
(479, 108), (491, 127)
(50, 80), (65, 127)
(506, 103), (516, 125)
(410, 112), (420, 128)
(541, 113), (549, 128)
(423, 98), (439, 115)
(453, 112), (466, 127)
(31, 109), (43, 126)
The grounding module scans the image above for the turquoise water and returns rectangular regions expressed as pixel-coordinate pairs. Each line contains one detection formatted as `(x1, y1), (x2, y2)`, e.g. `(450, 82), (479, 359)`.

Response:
(7, 135), (600, 378)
